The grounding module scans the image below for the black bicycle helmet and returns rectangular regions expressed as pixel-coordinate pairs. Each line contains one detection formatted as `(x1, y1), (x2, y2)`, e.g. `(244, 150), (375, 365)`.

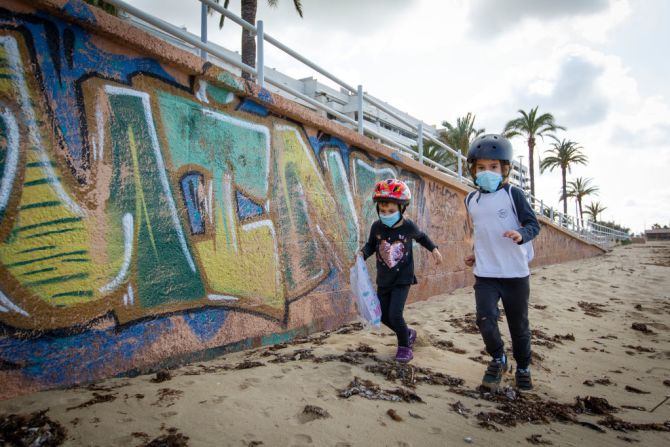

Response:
(467, 134), (513, 162)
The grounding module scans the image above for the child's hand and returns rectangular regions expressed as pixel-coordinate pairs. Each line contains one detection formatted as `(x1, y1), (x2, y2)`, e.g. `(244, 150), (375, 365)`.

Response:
(464, 254), (475, 267)
(503, 230), (523, 243)
(432, 249), (443, 265)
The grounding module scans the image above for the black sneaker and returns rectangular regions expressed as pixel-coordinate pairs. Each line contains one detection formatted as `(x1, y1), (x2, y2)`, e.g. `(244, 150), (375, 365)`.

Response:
(481, 356), (508, 391)
(515, 369), (533, 391)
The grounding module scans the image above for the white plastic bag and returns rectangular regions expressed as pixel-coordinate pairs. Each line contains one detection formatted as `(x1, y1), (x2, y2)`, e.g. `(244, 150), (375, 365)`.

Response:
(350, 255), (382, 327)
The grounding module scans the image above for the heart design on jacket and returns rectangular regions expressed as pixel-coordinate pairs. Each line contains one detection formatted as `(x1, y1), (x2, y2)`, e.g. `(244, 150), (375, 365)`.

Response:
(379, 240), (405, 268)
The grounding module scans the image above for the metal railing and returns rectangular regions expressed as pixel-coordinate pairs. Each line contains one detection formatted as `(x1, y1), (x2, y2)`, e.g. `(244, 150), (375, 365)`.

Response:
(103, 0), (629, 248)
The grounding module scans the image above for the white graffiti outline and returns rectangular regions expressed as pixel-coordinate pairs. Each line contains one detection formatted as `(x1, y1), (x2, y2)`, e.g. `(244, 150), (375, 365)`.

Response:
(207, 294), (239, 301)
(100, 212), (134, 293)
(103, 85), (197, 273)
(324, 150), (360, 248)
(0, 36), (84, 216)
(0, 107), (19, 214)
(0, 289), (29, 316)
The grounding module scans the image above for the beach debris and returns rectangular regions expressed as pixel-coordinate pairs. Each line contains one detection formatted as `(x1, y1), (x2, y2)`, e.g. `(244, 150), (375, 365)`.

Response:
(578, 421), (607, 433)
(152, 388), (183, 407)
(650, 395), (670, 413)
(132, 432), (151, 442)
(151, 370), (172, 383)
(335, 322), (364, 335)
(593, 377), (612, 386)
(577, 301), (608, 317)
(430, 337), (467, 354)
(464, 436), (473, 443)
(365, 360), (464, 388)
(574, 396), (618, 415)
(386, 409), (403, 422)
(621, 405), (646, 411)
(623, 345), (655, 354)
(248, 442), (264, 447)
(478, 420), (503, 432)
(0, 409), (67, 447)
(445, 314), (479, 334)
(624, 385), (650, 394)
(269, 349), (315, 364)
(533, 304), (548, 310)
(66, 392), (116, 411)
(634, 304), (643, 311)
(234, 361), (265, 370)
(583, 380), (594, 387)
(408, 411), (425, 419)
(450, 401), (471, 418)
(301, 405), (330, 421)
(616, 435), (640, 443)
(338, 377), (423, 403)
(526, 434), (553, 445)
(598, 415), (670, 432)
(346, 343), (376, 353)
(631, 323), (655, 334)
(142, 427), (189, 447)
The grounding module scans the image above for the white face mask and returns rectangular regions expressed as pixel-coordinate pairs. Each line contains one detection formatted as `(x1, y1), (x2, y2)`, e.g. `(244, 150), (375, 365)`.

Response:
(380, 211), (401, 227)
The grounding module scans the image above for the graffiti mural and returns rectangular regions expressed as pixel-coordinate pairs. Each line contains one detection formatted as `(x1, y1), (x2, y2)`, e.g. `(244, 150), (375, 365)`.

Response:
(0, 9), (432, 333)
(0, 1), (488, 395)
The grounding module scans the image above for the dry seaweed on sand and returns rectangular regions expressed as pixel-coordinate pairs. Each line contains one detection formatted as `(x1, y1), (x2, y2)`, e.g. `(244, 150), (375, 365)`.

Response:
(364, 360), (465, 388)
(526, 434), (553, 445)
(150, 370), (172, 383)
(66, 392), (116, 411)
(268, 349), (316, 364)
(574, 396), (618, 415)
(624, 385), (650, 394)
(234, 360), (265, 370)
(338, 377), (423, 403)
(301, 405), (330, 420)
(386, 409), (403, 421)
(631, 323), (655, 334)
(142, 427), (190, 447)
(450, 401), (471, 418)
(445, 313), (480, 334)
(577, 301), (608, 317)
(597, 416), (670, 432)
(0, 409), (67, 447)
(346, 343), (376, 353)
(431, 338), (468, 354)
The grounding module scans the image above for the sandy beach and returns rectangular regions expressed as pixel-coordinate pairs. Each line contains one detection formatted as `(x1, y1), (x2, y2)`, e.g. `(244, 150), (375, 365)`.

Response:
(1, 242), (669, 447)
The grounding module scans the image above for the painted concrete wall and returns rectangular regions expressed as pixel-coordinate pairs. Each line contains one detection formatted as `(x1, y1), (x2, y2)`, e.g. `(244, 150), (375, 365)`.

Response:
(0, 0), (603, 399)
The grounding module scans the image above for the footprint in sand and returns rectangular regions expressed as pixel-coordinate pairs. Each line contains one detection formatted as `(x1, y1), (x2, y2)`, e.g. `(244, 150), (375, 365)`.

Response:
(291, 433), (313, 446)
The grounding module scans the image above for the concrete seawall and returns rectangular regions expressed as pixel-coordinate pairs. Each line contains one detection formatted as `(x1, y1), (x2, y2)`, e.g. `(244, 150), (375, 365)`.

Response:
(0, 0), (603, 399)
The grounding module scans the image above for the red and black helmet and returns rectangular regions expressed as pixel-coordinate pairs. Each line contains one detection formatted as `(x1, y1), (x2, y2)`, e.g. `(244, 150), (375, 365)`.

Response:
(373, 179), (411, 205)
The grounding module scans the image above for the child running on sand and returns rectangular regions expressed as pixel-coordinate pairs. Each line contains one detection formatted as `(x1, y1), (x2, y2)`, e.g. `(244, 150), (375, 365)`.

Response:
(359, 179), (443, 363)
(463, 134), (540, 391)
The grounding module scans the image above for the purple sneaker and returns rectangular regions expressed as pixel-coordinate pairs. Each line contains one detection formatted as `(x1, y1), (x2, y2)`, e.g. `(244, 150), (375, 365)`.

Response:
(395, 346), (413, 363)
(408, 328), (417, 348)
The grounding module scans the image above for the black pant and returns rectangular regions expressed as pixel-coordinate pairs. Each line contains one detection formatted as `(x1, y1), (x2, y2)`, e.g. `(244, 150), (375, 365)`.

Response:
(377, 285), (411, 347)
(474, 276), (531, 369)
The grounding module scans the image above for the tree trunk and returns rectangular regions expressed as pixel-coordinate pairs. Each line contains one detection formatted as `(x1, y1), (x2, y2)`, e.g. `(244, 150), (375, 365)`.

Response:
(578, 198), (583, 227)
(561, 167), (567, 215)
(528, 136), (536, 197)
(240, 0), (257, 80)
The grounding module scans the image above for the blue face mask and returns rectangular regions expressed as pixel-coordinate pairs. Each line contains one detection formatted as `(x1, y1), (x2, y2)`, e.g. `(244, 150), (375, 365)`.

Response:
(380, 211), (401, 227)
(476, 170), (503, 192)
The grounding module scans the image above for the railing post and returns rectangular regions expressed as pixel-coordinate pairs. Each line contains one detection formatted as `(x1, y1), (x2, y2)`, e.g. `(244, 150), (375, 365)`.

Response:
(357, 85), (364, 134)
(256, 20), (265, 88)
(417, 122), (423, 164)
(458, 156), (463, 182)
(550, 208), (554, 221)
(200, 1), (208, 60)
(540, 200), (544, 215)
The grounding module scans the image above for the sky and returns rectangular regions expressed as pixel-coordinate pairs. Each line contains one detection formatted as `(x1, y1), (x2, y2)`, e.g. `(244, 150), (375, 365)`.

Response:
(126, 0), (670, 234)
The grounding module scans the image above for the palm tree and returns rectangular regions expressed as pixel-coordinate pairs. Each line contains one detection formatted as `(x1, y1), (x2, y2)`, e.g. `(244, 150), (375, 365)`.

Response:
(411, 141), (451, 168)
(210, 0), (303, 78)
(539, 137), (588, 215)
(502, 106), (565, 197)
(584, 201), (607, 223)
(566, 177), (599, 225)
(441, 113), (485, 156)
(83, 0), (117, 15)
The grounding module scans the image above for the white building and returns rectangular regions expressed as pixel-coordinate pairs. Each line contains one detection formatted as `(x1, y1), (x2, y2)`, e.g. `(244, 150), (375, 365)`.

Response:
(509, 160), (530, 194)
